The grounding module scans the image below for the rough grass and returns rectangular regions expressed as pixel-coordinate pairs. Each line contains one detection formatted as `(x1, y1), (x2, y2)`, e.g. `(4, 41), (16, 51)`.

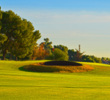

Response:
(23, 61), (94, 73)
(1, 61), (110, 100)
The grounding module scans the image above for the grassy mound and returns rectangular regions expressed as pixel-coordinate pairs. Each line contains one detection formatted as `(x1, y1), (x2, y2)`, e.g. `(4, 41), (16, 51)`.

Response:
(23, 61), (94, 73)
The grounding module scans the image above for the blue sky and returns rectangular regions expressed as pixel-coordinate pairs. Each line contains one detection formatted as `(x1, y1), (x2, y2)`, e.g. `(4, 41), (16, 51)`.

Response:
(1, 0), (110, 57)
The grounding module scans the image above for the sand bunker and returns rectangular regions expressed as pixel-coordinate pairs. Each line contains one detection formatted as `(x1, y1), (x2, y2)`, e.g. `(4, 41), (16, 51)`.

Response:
(23, 61), (94, 73)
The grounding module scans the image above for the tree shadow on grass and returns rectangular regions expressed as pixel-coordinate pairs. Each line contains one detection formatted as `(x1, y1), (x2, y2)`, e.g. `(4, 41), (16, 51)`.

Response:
(19, 66), (35, 73)
(19, 65), (60, 73)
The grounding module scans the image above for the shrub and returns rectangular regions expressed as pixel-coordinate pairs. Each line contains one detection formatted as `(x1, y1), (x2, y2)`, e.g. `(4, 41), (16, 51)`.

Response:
(53, 48), (69, 61)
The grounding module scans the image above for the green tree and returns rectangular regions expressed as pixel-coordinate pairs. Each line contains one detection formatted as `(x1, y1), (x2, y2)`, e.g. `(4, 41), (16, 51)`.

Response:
(0, 8), (7, 44)
(68, 48), (84, 61)
(82, 55), (95, 62)
(53, 48), (68, 61)
(68, 49), (76, 61)
(43, 38), (52, 54)
(11, 21), (41, 60)
(54, 45), (68, 54)
(0, 34), (7, 43)
(1, 10), (41, 60)
(0, 7), (8, 57)
(0, 10), (22, 59)
(82, 55), (102, 63)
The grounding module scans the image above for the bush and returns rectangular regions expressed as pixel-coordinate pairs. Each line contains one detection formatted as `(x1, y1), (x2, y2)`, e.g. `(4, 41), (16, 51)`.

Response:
(53, 48), (69, 61)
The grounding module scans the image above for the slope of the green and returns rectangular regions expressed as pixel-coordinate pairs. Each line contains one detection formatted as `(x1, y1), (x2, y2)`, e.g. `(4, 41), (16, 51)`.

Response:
(0, 61), (110, 100)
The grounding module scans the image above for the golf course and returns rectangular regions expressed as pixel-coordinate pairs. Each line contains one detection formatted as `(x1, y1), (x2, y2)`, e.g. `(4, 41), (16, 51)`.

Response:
(1, 60), (110, 100)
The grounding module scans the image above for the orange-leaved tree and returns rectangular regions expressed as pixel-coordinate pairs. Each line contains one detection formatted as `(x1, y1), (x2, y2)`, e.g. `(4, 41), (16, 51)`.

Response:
(31, 43), (49, 60)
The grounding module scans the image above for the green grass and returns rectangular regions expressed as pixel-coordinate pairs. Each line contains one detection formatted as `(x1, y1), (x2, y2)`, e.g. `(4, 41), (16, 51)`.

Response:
(1, 61), (110, 100)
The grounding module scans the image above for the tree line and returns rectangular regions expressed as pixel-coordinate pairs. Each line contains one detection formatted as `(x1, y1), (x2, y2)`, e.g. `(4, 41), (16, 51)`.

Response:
(0, 8), (109, 63)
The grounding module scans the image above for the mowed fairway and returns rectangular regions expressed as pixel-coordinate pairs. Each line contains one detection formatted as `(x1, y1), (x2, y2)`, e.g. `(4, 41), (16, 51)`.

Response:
(1, 61), (110, 100)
